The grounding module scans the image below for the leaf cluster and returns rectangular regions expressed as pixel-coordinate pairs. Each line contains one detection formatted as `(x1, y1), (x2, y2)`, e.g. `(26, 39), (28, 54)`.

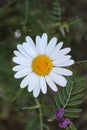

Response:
(23, 109), (40, 130)
(51, 0), (61, 22)
(54, 77), (86, 118)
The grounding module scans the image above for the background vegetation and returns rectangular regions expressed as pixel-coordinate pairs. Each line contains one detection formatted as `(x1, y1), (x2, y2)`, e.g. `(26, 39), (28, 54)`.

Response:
(0, 0), (87, 130)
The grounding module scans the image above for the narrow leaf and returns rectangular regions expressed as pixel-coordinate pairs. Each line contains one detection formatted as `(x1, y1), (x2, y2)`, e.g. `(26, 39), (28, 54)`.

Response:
(69, 122), (77, 130)
(58, 91), (65, 106)
(70, 93), (84, 101)
(54, 96), (61, 108)
(64, 112), (79, 118)
(68, 101), (82, 106)
(65, 109), (82, 113)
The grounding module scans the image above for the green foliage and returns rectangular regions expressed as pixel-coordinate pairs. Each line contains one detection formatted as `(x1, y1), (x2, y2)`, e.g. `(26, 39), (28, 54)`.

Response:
(49, 0), (83, 38)
(24, 110), (40, 130)
(22, 99), (50, 130)
(54, 77), (86, 118)
(0, 0), (87, 130)
(24, 112), (49, 130)
(66, 123), (77, 130)
(68, 16), (82, 26)
(51, 0), (61, 22)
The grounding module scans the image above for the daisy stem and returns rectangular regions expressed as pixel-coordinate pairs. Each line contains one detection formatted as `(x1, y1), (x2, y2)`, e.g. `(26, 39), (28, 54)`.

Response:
(35, 99), (43, 130)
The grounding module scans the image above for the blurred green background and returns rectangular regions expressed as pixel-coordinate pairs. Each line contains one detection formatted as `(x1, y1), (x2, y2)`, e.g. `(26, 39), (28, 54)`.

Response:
(0, 0), (87, 130)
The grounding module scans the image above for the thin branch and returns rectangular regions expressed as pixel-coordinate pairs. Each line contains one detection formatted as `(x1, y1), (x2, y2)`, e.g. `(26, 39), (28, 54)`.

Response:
(75, 60), (87, 64)
(23, 0), (29, 32)
(63, 82), (73, 109)
(35, 99), (43, 130)
(24, 0), (29, 25)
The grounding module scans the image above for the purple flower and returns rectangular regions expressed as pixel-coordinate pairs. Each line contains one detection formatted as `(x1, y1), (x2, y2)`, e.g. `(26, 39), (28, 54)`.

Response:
(59, 117), (71, 128)
(54, 108), (64, 120)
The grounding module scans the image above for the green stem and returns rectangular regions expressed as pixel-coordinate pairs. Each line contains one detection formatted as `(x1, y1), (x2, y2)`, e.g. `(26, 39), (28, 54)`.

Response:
(35, 99), (43, 130)
(75, 60), (87, 64)
(22, 105), (39, 110)
(63, 82), (73, 109)
(24, 0), (29, 25)
(23, 0), (29, 32)
(22, 99), (43, 130)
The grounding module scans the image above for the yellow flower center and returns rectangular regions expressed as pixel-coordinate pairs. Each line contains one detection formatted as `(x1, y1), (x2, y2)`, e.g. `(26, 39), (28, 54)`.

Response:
(32, 55), (53, 76)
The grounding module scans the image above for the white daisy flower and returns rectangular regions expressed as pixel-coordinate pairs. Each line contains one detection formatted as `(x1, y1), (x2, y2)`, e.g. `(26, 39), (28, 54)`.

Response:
(12, 33), (74, 98)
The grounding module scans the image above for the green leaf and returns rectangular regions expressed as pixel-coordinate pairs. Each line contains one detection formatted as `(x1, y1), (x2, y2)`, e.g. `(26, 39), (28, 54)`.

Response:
(70, 93), (84, 101)
(58, 91), (65, 106)
(71, 87), (85, 95)
(65, 109), (82, 113)
(68, 101), (82, 106)
(62, 88), (68, 100)
(69, 122), (77, 130)
(51, 0), (61, 22)
(64, 112), (79, 118)
(53, 77), (85, 118)
(54, 96), (61, 108)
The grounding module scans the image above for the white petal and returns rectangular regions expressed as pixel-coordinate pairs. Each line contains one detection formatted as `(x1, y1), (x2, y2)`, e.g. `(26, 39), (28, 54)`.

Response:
(50, 42), (63, 59)
(56, 47), (71, 57)
(40, 76), (47, 94)
(36, 36), (40, 54)
(13, 50), (24, 57)
(36, 34), (47, 54)
(53, 67), (73, 76)
(53, 55), (71, 65)
(53, 54), (71, 61)
(23, 42), (37, 58)
(38, 33), (47, 54)
(33, 84), (40, 98)
(42, 33), (48, 43)
(12, 57), (31, 66)
(46, 37), (57, 56)
(20, 73), (33, 88)
(26, 36), (36, 49)
(14, 68), (32, 78)
(17, 44), (31, 59)
(45, 75), (58, 92)
(12, 65), (27, 71)
(57, 59), (75, 67)
(28, 74), (39, 92)
(49, 71), (67, 87)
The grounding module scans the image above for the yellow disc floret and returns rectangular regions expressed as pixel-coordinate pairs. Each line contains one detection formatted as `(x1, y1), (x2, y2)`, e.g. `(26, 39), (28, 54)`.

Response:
(32, 55), (53, 76)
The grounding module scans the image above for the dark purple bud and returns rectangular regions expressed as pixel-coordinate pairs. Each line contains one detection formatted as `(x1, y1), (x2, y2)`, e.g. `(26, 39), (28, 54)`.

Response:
(59, 117), (71, 128)
(59, 121), (67, 128)
(65, 118), (71, 125)
(54, 108), (64, 120)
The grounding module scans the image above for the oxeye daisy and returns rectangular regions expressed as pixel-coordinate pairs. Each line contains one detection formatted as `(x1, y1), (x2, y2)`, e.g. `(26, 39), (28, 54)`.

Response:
(12, 33), (74, 98)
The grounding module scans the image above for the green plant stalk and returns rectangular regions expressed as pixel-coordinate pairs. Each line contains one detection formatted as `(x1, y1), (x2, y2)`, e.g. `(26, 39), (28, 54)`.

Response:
(63, 82), (73, 109)
(35, 99), (43, 130)
(23, 0), (29, 32)
(75, 60), (87, 64)
(24, 0), (29, 25)
(22, 105), (39, 110)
